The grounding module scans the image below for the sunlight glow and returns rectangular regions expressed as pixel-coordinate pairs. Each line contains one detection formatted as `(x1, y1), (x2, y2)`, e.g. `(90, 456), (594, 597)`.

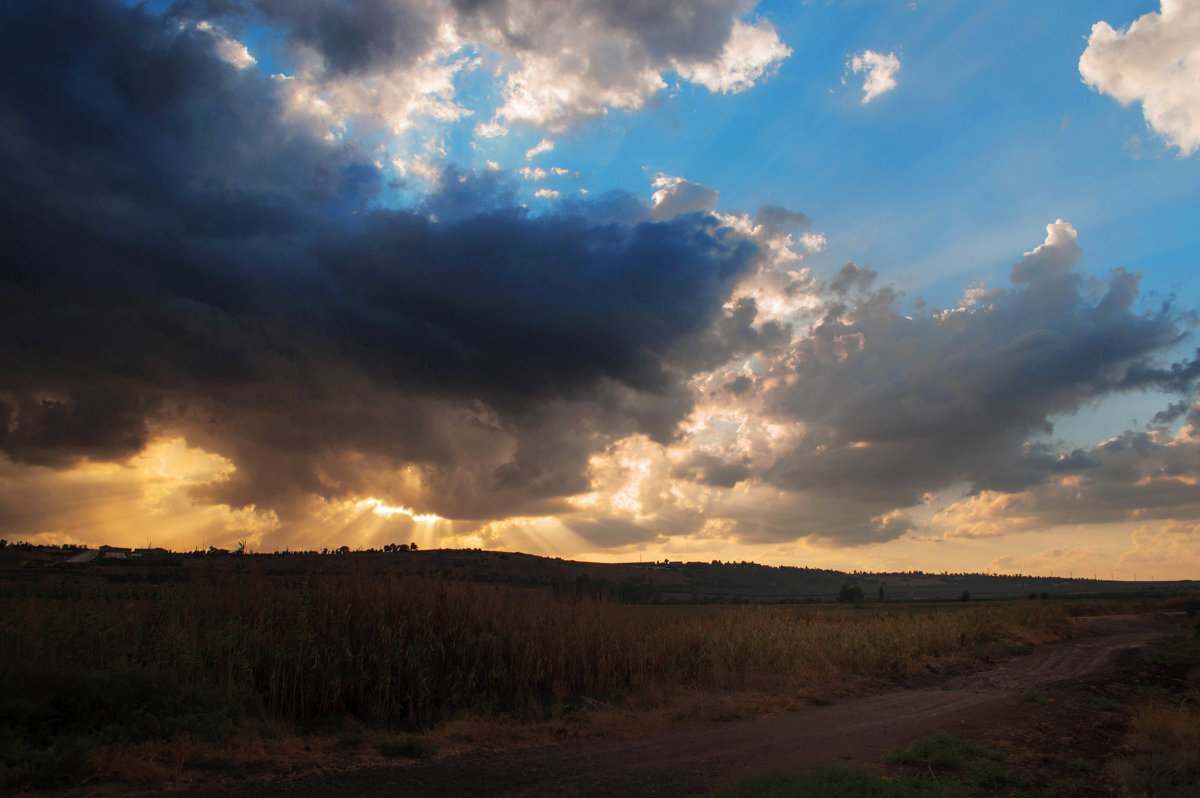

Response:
(355, 498), (443, 523)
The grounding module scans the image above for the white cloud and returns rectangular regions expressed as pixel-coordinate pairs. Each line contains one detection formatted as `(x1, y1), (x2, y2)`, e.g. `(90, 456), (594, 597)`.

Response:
(493, 56), (668, 131)
(525, 138), (554, 160)
(475, 121), (509, 139)
(534, 188), (560, 199)
(275, 46), (474, 144)
(476, 5), (791, 132)
(673, 19), (792, 94)
(191, 21), (256, 70)
(848, 49), (901, 104)
(649, 173), (720, 221)
(1080, 0), (1200, 155)
(390, 153), (443, 188)
(799, 232), (826, 254)
(518, 166), (548, 181)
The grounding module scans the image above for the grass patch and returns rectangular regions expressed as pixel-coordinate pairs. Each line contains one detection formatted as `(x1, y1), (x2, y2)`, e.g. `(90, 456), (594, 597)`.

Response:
(0, 664), (248, 790)
(884, 733), (974, 769)
(1025, 690), (1051, 705)
(883, 733), (1008, 789)
(1110, 703), (1200, 797)
(377, 734), (434, 759)
(702, 764), (970, 797)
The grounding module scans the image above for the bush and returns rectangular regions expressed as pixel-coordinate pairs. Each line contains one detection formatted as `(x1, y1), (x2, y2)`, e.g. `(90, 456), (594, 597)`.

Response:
(837, 583), (864, 603)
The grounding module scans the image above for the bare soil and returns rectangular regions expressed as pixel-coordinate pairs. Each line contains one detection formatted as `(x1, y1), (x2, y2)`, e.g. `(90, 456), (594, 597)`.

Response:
(144, 613), (1179, 798)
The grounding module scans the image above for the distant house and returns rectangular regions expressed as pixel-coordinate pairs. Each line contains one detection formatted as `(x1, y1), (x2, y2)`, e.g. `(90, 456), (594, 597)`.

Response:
(98, 545), (132, 560)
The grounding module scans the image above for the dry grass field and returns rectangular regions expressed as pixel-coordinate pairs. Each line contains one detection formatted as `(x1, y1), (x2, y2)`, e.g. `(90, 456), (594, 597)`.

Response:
(5, 553), (1195, 793)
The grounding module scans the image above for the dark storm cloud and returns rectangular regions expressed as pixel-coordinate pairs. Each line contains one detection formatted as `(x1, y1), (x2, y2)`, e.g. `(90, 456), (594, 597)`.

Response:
(671, 452), (750, 488)
(442, 0), (750, 61)
(185, 0), (752, 75)
(179, 0), (440, 74)
(0, 0), (758, 520)
(563, 516), (657, 548)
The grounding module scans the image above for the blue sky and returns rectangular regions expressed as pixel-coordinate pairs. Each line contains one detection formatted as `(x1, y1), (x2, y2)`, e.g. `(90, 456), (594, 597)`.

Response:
(3, 0), (1199, 578)
(472, 1), (1196, 310)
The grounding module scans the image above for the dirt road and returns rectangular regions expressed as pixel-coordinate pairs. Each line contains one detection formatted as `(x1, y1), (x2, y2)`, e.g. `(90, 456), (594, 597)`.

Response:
(201, 614), (1174, 798)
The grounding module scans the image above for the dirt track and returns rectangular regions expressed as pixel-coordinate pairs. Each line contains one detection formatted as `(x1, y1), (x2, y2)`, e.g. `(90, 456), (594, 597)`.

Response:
(200, 614), (1174, 798)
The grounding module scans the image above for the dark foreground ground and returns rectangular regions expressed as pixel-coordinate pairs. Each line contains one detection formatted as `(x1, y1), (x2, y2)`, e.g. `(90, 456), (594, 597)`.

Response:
(149, 613), (1189, 798)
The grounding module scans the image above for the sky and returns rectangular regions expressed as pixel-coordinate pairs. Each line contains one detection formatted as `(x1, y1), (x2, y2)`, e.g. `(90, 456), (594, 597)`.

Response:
(1, 0), (1199, 579)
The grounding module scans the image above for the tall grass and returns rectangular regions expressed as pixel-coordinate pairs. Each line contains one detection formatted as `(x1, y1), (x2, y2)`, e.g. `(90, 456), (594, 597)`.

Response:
(1, 571), (1067, 732)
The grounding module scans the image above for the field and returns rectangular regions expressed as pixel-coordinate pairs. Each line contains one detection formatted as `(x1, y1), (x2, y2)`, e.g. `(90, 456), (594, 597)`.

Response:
(1, 546), (1196, 793)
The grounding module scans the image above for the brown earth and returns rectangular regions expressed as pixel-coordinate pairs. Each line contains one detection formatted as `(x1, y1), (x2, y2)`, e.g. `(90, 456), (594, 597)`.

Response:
(151, 613), (1181, 798)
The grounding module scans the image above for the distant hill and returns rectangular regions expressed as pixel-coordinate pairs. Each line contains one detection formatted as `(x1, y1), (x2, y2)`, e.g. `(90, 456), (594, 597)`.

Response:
(4, 543), (1196, 603)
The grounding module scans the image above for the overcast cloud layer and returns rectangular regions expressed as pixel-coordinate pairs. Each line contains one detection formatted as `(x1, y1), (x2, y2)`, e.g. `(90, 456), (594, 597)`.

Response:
(1, 0), (1198, 565)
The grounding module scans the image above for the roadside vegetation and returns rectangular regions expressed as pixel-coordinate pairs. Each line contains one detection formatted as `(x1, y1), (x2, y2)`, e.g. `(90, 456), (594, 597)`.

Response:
(704, 615), (1200, 798)
(1108, 622), (1200, 798)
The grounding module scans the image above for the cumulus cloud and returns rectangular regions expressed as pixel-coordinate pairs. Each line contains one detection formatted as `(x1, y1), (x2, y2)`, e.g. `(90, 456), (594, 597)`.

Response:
(1121, 519), (1200, 575)
(937, 413), (1200, 539)
(525, 138), (554, 160)
(2, 1), (1197, 556)
(649, 173), (721, 221)
(673, 18), (792, 94)
(185, 0), (791, 142)
(1080, 0), (1200, 155)
(599, 219), (1200, 547)
(848, 49), (901, 104)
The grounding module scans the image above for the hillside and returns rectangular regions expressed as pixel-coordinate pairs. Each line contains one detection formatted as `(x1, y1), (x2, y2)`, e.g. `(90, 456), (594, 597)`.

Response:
(2, 543), (1195, 602)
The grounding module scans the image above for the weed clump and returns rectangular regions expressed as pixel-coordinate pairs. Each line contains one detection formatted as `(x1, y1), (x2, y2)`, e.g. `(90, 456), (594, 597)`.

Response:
(1110, 701), (1200, 796)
